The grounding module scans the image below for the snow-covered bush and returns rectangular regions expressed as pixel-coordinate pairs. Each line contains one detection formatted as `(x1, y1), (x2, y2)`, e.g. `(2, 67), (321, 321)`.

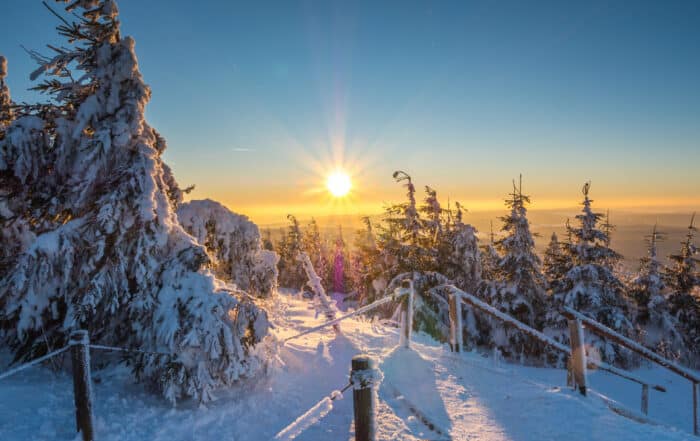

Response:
(0, 1), (268, 403)
(178, 199), (278, 298)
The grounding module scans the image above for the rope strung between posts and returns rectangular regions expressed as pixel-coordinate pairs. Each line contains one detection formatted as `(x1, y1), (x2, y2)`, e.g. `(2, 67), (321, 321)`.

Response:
(0, 341), (175, 382)
(0, 345), (71, 381)
(272, 381), (353, 440)
(283, 290), (408, 343)
(88, 344), (174, 357)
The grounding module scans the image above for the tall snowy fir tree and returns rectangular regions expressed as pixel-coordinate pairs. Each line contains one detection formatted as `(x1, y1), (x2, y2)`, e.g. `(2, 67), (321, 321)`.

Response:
(349, 217), (383, 304)
(478, 177), (546, 358)
(542, 232), (568, 289)
(376, 171), (427, 277)
(664, 214), (700, 362)
(630, 225), (683, 359)
(302, 218), (329, 288)
(441, 201), (481, 294)
(0, 1), (270, 403)
(277, 214), (306, 289)
(333, 230), (346, 293)
(544, 182), (632, 366)
(480, 221), (500, 282)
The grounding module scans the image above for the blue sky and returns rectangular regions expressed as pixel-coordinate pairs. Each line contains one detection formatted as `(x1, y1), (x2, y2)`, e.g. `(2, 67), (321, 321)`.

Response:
(1, 0), (699, 222)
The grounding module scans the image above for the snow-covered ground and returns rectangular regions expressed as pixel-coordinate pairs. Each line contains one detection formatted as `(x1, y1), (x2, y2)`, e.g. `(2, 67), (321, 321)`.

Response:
(0, 290), (696, 440)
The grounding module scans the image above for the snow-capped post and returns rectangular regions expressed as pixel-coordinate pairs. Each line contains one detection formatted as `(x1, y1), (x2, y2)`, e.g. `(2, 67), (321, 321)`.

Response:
(568, 319), (588, 396)
(402, 279), (414, 349)
(448, 292), (462, 352)
(350, 354), (381, 441)
(69, 330), (94, 441)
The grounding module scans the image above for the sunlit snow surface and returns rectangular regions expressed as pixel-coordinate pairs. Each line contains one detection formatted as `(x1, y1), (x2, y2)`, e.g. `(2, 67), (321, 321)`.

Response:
(0, 290), (695, 440)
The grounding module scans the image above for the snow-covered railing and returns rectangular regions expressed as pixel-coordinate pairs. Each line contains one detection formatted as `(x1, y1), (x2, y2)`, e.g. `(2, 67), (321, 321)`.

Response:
(562, 306), (700, 435)
(432, 284), (668, 421)
(283, 284), (413, 344)
(0, 330), (178, 441)
(273, 382), (352, 440)
(0, 330), (95, 440)
(272, 354), (382, 441)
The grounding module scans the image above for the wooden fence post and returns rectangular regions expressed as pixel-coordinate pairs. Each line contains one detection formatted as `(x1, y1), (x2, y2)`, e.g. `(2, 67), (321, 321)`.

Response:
(449, 293), (462, 353)
(693, 381), (698, 436)
(568, 319), (587, 396)
(69, 330), (94, 441)
(402, 280), (413, 349)
(351, 355), (377, 441)
(641, 384), (649, 415)
(566, 357), (574, 388)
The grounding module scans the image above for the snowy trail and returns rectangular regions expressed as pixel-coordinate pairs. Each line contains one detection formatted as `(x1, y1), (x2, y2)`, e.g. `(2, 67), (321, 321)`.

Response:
(0, 291), (696, 440)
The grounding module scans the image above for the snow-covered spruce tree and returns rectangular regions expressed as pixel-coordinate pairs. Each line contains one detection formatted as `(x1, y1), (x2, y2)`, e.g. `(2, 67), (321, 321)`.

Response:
(376, 171), (431, 277)
(664, 214), (700, 361)
(349, 217), (383, 305)
(543, 232), (570, 290)
(440, 201), (481, 294)
(301, 218), (330, 289)
(630, 225), (683, 359)
(480, 220), (500, 282)
(277, 214), (306, 289)
(177, 199), (279, 298)
(477, 177), (546, 359)
(332, 227), (349, 293)
(0, 1), (268, 403)
(544, 182), (632, 366)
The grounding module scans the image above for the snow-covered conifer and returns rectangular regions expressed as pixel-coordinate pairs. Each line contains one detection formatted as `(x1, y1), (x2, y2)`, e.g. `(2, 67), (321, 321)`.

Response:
(441, 202), (481, 294)
(302, 218), (330, 288)
(480, 221), (500, 282)
(277, 214), (306, 289)
(630, 225), (683, 359)
(0, 1), (268, 403)
(664, 214), (700, 360)
(543, 232), (569, 290)
(544, 182), (632, 366)
(478, 177), (546, 358)
(350, 217), (383, 305)
(177, 199), (279, 298)
(332, 228), (348, 293)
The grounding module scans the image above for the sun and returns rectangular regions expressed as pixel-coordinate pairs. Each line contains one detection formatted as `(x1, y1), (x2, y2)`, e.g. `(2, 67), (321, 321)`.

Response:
(326, 170), (352, 197)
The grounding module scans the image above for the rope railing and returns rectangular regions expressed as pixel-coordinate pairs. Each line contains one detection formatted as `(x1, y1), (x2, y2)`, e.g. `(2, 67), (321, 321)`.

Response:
(88, 344), (174, 357)
(272, 382), (352, 440)
(0, 345), (71, 381)
(283, 288), (409, 343)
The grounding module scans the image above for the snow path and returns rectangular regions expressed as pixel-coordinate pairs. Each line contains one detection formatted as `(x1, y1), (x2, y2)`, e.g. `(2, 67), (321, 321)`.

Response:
(0, 291), (696, 440)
